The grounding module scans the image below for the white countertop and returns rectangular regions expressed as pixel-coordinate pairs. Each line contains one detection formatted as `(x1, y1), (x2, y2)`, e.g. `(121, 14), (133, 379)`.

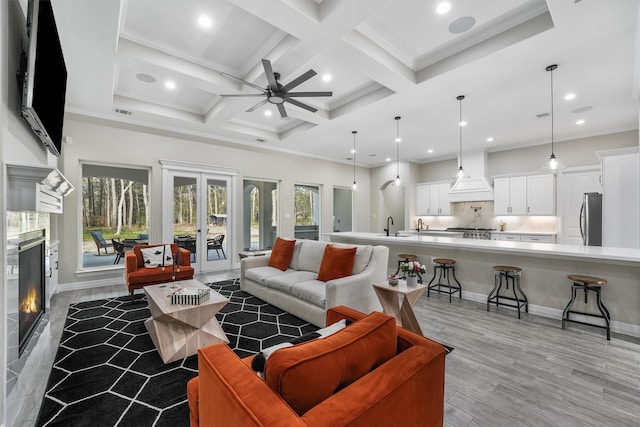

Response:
(326, 232), (640, 265)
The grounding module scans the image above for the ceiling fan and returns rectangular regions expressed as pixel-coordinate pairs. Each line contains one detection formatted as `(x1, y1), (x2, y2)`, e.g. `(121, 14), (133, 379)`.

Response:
(220, 59), (332, 118)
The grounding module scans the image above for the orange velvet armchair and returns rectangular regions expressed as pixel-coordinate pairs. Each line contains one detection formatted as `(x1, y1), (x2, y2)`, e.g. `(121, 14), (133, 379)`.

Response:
(124, 243), (194, 296)
(187, 305), (446, 427)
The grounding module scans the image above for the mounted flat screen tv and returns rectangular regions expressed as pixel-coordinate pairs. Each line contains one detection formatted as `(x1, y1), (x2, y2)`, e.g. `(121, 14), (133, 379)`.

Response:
(21, 0), (67, 157)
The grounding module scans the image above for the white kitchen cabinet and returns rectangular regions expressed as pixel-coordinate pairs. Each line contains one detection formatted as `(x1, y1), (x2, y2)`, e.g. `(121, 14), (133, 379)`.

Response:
(526, 174), (556, 215)
(415, 184), (430, 215)
(416, 182), (451, 215)
(601, 148), (639, 248)
(494, 176), (526, 215)
(500, 234), (521, 242)
(494, 174), (555, 216)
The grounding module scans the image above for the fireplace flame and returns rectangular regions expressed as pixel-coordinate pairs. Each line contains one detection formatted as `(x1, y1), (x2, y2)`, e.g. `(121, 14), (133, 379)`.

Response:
(21, 288), (38, 313)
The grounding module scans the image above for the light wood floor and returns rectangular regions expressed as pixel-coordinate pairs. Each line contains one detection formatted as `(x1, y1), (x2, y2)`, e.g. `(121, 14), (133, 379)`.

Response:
(13, 272), (640, 427)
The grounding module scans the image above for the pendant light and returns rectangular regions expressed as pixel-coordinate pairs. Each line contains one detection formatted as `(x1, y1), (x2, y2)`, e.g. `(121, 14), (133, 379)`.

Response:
(544, 64), (564, 171)
(394, 116), (401, 185)
(456, 95), (466, 180)
(351, 130), (357, 190)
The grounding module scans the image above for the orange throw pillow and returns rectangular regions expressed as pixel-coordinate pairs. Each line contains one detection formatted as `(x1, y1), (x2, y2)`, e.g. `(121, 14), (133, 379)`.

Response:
(268, 237), (296, 271)
(317, 245), (356, 282)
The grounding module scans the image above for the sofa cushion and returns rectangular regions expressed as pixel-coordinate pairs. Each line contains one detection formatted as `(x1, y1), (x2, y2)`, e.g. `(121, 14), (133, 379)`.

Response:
(264, 311), (397, 416)
(268, 237), (296, 271)
(296, 240), (329, 273)
(290, 281), (326, 308)
(334, 243), (373, 274)
(288, 240), (304, 270)
(317, 245), (357, 282)
(245, 266), (286, 285)
(264, 271), (318, 294)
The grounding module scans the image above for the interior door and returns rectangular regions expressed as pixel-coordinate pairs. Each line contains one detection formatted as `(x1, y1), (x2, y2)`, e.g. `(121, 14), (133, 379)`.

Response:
(164, 167), (233, 273)
(558, 168), (600, 244)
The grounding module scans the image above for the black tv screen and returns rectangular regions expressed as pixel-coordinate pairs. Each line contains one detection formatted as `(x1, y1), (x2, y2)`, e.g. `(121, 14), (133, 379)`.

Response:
(21, 0), (67, 157)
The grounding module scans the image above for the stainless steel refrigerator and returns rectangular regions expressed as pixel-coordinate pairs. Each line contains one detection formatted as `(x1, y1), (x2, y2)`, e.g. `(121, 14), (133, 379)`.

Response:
(580, 192), (602, 246)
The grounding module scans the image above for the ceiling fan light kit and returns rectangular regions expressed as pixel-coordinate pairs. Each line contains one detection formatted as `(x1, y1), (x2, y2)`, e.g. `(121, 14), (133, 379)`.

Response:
(220, 59), (333, 118)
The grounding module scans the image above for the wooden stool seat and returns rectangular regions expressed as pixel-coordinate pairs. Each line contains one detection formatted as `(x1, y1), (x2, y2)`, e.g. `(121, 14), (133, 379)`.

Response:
(434, 258), (456, 266)
(398, 254), (418, 261)
(567, 275), (607, 285)
(493, 265), (522, 274)
(562, 274), (610, 340)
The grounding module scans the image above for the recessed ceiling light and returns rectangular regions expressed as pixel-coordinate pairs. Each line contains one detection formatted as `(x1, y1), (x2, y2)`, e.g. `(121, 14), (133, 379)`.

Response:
(427, 149), (434, 153)
(198, 15), (213, 29)
(136, 73), (156, 83)
(564, 93), (576, 101)
(264, 110), (272, 116)
(165, 80), (176, 89)
(436, 2), (451, 14)
(350, 149), (356, 154)
(386, 158), (391, 162)
(576, 119), (585, 125)
(459, 121), (467, 127)
(322, 74), (332, 82)
(449, 16), (475, 34)
(487, 137), (494, 142)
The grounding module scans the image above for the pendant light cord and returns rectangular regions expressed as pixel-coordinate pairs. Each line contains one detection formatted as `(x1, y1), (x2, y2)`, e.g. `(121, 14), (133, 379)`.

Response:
(456, 95), (465, 170)
(395, 116), (401, 178)
(352, 131), (357, 186)
(550, 67), (554, 156)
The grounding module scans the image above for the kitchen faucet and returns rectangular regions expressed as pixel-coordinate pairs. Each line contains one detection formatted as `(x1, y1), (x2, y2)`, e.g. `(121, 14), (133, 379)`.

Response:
(417, 218), (423, 231)
(384, 216), (394, 236)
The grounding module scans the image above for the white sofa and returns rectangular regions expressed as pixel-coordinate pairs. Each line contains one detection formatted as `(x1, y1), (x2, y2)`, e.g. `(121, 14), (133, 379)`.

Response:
(240, 239), (389, 327)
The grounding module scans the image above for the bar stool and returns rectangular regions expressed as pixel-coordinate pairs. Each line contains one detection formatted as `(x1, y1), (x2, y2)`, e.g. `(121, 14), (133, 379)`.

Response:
(394, 254), (423, 283)
(427, 258), (462, 303)
(562, 275), (611, 340)
(487, 265), (528, 319)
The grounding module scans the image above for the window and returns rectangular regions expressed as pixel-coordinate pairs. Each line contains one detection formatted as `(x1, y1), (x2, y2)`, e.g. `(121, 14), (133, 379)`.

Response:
(294, 184), (320, 240)
(81, 164), (149, 268)
(243, 179), (278, 250)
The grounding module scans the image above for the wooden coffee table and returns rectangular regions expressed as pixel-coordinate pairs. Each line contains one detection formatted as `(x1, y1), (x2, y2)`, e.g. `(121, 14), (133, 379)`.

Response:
(373, 281), (426, 335)
(144, 279), (229, 363)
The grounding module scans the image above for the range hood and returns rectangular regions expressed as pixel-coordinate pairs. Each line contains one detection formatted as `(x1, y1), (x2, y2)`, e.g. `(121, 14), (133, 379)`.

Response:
(6, 163), (74, 213)
(448, 151), (494, 202)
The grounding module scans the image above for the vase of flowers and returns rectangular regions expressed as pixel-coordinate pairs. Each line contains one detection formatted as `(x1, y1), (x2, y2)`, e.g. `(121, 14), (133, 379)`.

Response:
(400, 260), (426, 286)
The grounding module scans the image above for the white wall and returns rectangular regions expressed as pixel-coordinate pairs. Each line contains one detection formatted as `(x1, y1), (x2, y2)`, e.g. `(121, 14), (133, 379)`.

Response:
(59, 117), (371, 285)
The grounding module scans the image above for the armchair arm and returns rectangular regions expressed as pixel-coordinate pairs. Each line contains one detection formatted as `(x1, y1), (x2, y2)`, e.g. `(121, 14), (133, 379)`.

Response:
(177, 247), (191, 266)
(124, 252), (138, 274)
(196, 344), (305, 427)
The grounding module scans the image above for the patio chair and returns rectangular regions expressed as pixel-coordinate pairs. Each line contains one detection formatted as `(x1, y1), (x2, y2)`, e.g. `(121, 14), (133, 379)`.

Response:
(89, 231), (112, 255)
(112, 238), (125, 264)
(207, 234), (226, 259)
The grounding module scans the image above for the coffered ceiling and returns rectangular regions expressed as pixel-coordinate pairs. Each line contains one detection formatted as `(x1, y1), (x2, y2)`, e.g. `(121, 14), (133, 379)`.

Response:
(50, 0), (639, 166)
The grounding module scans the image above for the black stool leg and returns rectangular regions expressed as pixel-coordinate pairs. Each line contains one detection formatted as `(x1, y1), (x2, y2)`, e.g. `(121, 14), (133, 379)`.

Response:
(562, 283), (579, 330)
(427, 266), (438, 297)
(594, 286), (611, 340)
(487, 273), (502, 312)
(451, 267), (462, 299)
(515, 273), (528, 313)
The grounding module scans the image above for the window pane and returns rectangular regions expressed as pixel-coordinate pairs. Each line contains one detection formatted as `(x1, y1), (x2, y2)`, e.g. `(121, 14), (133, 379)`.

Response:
(81, 165), (149, 269)
(243, 180), (278, 250)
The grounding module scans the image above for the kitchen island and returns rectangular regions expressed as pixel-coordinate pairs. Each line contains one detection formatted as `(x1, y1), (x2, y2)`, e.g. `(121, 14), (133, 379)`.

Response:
(326, 232), (640, 337)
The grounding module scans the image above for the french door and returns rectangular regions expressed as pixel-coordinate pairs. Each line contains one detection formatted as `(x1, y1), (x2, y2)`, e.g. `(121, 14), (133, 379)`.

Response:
(161, 161), (237, 272)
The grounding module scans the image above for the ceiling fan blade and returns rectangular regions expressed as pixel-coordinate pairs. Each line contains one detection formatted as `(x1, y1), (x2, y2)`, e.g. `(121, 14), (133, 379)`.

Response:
(286, 98), (318, 113)
(277, 103), (288, 118)
(262, 59), (279, 91)
(220, 72), (266, 92)
(246, 98), (269, 112)
(286, 91), (333, 97)
(282, 69), (317, 92)
(220, 93), (266, 97)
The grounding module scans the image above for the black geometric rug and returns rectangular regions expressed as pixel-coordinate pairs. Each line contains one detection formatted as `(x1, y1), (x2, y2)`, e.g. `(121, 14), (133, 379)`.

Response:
(35, 280), (317, 427)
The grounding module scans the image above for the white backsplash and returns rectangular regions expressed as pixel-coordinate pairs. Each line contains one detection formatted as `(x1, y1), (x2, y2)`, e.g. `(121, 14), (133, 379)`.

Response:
(415, 201), (557, 233)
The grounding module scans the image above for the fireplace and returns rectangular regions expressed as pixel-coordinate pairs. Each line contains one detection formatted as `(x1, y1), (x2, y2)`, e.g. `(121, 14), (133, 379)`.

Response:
(18, 230), (46, 356)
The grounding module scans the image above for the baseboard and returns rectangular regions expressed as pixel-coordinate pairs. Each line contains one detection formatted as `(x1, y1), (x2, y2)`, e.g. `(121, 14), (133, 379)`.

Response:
(57, 277), (126, 292)
(460, 290), (639, 338)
